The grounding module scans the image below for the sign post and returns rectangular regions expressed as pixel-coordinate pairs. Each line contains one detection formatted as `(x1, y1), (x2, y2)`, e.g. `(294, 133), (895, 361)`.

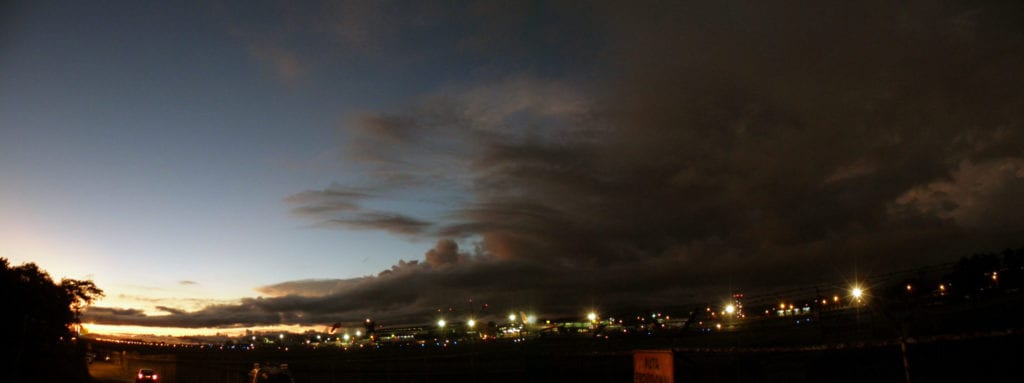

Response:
(634, 349), (674, 383)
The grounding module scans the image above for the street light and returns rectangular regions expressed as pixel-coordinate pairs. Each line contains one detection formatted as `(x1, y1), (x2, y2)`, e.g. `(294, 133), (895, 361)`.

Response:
(851, 286), (864, 300)
(724, 304), (736, 315)
(587, 312), (597, 322)
(467, 319), (476, 328)
(437, 319), (446, 328)
(508, 314), (517, 322)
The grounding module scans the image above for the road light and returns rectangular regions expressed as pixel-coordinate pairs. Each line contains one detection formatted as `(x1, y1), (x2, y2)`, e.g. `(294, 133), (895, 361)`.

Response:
(725, 304), (736, 315)
(851, 286), (864, 300)
(587, 312), (597, 322)
(437, 319), (446, 328)
(467, 319), (476, 328)
(508, 314), (517, 322)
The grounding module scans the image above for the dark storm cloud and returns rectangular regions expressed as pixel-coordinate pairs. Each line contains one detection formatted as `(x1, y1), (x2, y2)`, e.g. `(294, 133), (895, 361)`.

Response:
(155, 306), (188, 315)
(255, 278), (370, 297)
(424, 239), (468, 267)
(321, 213), (432, 236)
(86, 307), (146, 318)
(302, 0), (1024, 291)
(87, 0), (1024, 329)
(284, 185), (371, 215)
(285, 184), (433, 236)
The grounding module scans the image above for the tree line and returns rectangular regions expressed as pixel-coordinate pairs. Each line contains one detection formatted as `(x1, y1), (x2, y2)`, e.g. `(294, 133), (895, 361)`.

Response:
(1, 258), (103, 383)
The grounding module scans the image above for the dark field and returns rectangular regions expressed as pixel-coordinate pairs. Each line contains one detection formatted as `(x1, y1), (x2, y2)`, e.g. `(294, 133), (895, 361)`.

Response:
(89, 328), (1022, 382)
(88, 289), (1024, 382)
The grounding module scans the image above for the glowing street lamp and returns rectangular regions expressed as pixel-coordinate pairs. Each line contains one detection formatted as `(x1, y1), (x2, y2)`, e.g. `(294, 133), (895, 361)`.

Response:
(437, 319), (446, 328)
(851, 286), (864, 300)
(467, 319), (476, 328)
(508, 314), (517, 322)
(587, 312), (597, 322)
(724, 304), (736, 315)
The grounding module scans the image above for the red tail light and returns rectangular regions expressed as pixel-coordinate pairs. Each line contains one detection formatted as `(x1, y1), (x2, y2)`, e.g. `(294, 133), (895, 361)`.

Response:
(138, 373), (144, 379)
(153, 374), (158, 380)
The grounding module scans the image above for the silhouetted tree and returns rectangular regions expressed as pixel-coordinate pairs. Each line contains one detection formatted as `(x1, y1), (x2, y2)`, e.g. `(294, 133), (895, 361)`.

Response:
(1, 258), (103, 383)
(1001, 247), (1024, 290)
(949, 252), (1000, 299)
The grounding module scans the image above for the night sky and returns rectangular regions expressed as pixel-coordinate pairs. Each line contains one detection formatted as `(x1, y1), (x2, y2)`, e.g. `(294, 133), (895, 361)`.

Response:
(3, 0), (1023, 334)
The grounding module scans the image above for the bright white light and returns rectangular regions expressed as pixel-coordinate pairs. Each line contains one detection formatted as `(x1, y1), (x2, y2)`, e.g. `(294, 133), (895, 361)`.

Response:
(587, 312), (597, 322)
(725, 304), (736, 314)
(852, 287), (863, 299)
(467, 319), (476, 328)
(508, 314), (517, 322)
(526, 315), (536, 324)
(279, 334), (284, 340)
(343, 334), (350, 341)
(437, 319), (446, 328)
(355, 330), (361, 337)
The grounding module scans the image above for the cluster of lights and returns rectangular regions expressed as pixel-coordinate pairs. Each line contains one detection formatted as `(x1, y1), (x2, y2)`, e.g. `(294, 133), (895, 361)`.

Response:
(107, 274), (1013, 349)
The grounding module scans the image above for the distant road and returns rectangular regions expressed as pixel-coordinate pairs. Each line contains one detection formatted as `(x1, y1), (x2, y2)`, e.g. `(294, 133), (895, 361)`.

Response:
(89, 357), (178, 383)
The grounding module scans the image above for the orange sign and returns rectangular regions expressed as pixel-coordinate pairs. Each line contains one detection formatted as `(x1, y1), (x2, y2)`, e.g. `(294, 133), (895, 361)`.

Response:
(634, 349), (674, 383)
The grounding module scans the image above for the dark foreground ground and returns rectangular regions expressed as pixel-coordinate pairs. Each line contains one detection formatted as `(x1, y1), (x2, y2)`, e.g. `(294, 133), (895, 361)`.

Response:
(88, 330), (1022, 383)
(88, 290), (1024, 383)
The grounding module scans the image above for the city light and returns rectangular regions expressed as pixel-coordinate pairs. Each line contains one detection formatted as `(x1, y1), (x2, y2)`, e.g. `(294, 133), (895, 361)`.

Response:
(467, 319), (476, 328)
(725, 304), (736, 314)
(437, 319), (446, 328)
(508, 314), (517, 322)
(851, 286), (864, 299)
(526, 315), (536, 324)
(587, 312), (597, 322)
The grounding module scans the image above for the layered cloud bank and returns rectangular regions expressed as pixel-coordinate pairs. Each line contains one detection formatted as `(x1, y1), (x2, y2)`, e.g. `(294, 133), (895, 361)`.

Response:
(85, 0), (1024, 329)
